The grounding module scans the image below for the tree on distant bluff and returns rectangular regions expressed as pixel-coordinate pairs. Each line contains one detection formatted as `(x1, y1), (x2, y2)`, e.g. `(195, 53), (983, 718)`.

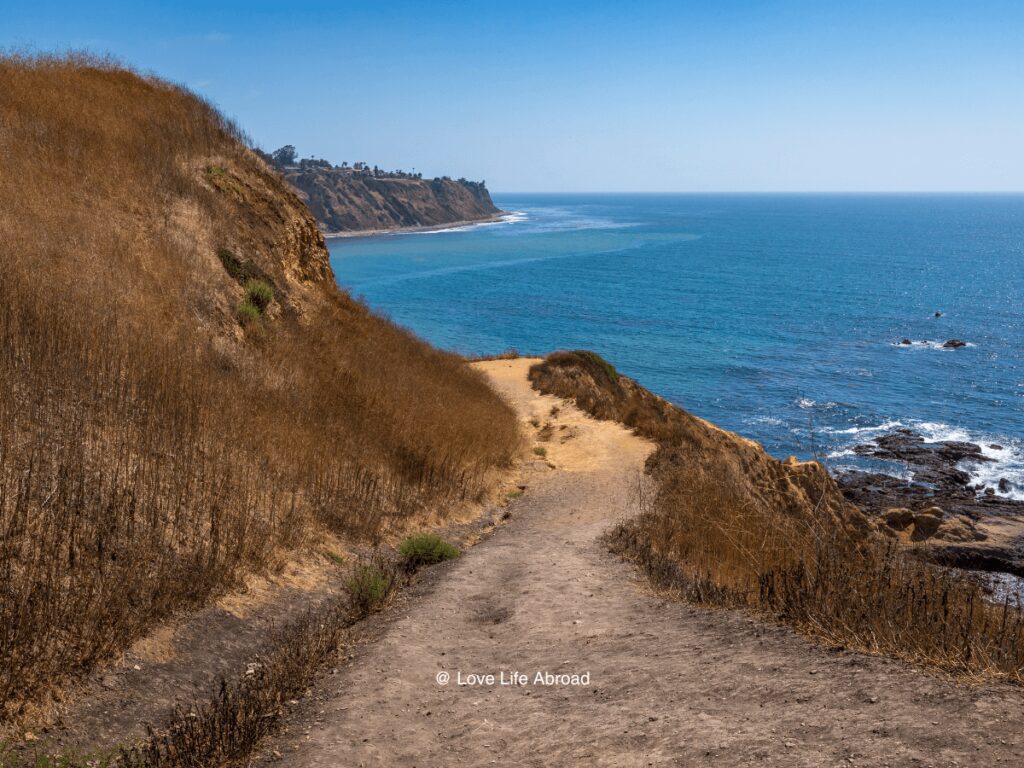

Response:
(271, 145), (297, 166)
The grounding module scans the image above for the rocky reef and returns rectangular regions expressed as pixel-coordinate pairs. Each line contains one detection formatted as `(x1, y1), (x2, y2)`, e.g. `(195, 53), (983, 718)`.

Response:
(836, 429), (1024, 576)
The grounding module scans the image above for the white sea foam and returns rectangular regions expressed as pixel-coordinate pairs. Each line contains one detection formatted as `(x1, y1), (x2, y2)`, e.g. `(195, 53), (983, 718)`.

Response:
(966, 446), (1024, 501)
(826, 448), (856, 459)
(414, 210), (529, 235)
(823, 420), (905, 436)
(747, 415), (784, 427)
(925, 422), (1024, 499)
(832, 418), (1024, 501)
(916, 421), (973, 444)
(796, 398), (837, 410)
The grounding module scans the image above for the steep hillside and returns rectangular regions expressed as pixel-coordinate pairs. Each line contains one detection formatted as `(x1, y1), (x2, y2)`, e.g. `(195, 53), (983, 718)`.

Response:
(0, 55), (519, 716)
(283, 168), (502, 233)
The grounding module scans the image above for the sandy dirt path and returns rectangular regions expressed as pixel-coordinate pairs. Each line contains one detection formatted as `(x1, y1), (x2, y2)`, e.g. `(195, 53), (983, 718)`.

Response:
(261, 359), (1024, 767)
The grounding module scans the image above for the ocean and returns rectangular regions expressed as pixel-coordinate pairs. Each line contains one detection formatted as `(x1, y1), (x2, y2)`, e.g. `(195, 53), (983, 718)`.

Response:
(328, 194), (1024, 498)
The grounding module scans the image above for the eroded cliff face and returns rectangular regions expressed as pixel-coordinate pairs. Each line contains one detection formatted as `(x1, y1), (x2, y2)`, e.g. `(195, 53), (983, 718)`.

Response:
(283, 170), (502, 233)
(187, 152), (336, 340)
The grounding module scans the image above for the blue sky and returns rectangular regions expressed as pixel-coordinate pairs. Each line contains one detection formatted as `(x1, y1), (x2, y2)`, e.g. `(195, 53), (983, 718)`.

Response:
(5, 1), (1024, 192)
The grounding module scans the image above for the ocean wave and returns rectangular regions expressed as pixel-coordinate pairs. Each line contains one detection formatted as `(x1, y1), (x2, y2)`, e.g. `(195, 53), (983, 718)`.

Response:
(415, 211), (529, 235)
(747, 415), (784, 427)
(823, 420), (905, 436)
(826, 448), (856, 459)
(796, 397), (837, 410)
(504, 205), (645, 233)
(965, 449), (1024, 501)
(915, 421), (974, 444)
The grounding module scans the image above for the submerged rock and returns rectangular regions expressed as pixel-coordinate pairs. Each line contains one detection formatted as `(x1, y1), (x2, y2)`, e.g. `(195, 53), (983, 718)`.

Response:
(942, 339), (967, 348)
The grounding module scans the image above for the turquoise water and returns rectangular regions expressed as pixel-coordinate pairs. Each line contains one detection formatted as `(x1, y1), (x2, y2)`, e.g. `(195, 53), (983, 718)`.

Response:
(328, 194), (1024, 496)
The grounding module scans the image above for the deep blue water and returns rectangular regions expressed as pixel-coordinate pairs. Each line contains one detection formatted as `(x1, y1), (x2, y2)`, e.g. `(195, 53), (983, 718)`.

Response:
(329, 194), (1024, 497)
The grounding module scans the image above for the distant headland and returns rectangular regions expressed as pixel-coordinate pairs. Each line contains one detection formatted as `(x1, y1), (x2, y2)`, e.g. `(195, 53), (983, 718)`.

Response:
(257, 145), (503, 235)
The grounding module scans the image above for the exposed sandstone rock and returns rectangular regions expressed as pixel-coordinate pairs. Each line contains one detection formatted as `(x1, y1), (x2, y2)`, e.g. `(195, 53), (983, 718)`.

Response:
(283, 170), (501, 233)
(911, 513), (943, 541)
(883, 508), (915, 530)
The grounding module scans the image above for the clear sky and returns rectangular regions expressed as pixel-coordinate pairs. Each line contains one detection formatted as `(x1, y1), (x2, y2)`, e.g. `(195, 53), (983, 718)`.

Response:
(5, 1), (1023, 192)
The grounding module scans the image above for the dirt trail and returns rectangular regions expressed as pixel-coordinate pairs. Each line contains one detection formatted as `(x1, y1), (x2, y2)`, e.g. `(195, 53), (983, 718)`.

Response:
(262, 359), (1024, 767)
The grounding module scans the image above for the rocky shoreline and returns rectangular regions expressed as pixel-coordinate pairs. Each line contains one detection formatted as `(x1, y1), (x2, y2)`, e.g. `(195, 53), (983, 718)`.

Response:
(835, 428), (1024, 577)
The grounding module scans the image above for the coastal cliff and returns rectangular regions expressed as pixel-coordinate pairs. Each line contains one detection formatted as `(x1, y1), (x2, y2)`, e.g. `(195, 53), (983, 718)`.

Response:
(278, 163), (502, 234)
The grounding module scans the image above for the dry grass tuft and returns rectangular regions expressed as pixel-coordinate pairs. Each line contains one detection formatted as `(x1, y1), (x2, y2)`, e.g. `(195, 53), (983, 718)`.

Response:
(532, 351), (1024, 682)
(0, 54), (519, 718)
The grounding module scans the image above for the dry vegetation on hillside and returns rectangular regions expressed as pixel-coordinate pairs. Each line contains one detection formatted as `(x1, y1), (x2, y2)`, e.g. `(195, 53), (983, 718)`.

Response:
(530, 351), (1024, 681)
(0, 55), (519, 718)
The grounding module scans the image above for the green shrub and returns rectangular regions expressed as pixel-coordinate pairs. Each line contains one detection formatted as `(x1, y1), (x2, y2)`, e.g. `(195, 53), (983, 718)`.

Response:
(205, 165), (240, 194)
(217, 247), (246, 281)
(532, 446), (547, 457)
(324, 550), (345, 566)
(572, 349), (619, 383)
(236, 299), (262, 326)
(244, 279), (274, 311)
(346, 564), (394, 617)
(398, 533), (460, 570)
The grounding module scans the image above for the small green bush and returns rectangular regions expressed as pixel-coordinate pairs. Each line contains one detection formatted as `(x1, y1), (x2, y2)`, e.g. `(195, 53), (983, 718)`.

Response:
(346, 564), (394, 617)
(572, 349), (619, 383)
(244, 279), (274, 311)
(398, 533), (460, 570)
(532, 446), (547, 457)
(324, 550), (345, 566)
(236, 299), (262, 326)
(217, 247), (246, 281)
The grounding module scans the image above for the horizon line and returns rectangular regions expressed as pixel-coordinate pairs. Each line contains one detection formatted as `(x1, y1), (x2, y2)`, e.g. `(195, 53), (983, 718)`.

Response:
(490, 190), (1024, 196)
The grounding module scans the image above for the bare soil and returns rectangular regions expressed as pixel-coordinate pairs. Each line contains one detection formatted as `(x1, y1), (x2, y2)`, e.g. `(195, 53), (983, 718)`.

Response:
(254, 359), (1024, 767)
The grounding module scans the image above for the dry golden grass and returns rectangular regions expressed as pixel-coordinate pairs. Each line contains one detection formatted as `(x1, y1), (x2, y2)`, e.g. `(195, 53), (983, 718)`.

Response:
(0, 54), (519, 718)
(531, 351), (1024, 682)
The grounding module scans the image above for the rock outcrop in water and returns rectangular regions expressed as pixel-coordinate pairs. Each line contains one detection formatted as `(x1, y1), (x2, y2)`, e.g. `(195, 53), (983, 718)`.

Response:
(836, 429), (1024, 575)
